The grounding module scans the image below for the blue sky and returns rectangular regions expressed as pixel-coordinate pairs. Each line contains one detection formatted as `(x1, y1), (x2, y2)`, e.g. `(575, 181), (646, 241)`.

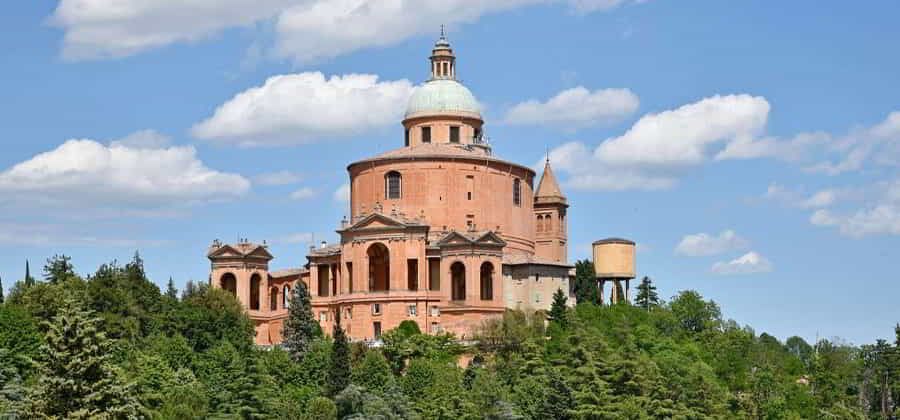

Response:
(1, 0), (898, 345)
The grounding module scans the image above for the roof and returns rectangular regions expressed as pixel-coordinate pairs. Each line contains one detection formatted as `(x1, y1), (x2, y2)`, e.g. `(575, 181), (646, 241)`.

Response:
(270, 268), (307, 278)
(405, 79), (481, 120)
(535, 160), (565, 200)
(309, 243), (341, 257)
(503, 253), (573, 268)
(434, 230), (506, 247)
(207, 241), (273, 260)
(592, 238), (636, 246)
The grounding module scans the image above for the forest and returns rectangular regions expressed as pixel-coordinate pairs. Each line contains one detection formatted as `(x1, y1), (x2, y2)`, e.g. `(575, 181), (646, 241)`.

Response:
(0, 254), (898, 419)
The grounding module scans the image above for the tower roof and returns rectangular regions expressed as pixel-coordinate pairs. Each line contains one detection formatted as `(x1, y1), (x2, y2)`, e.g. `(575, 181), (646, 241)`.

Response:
(535, 160), (565, 202)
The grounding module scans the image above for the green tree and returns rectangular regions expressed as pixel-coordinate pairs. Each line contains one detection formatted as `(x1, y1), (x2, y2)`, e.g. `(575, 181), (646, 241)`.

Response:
(43, 254), (76, 284)
(351, 350), (394, 395)
(547, 288), (569, 328)
(573, 259), (597, 305)
(29, 299), (140, 418)
(24, 260), (35, 287)
(634, 276), (659, 311)
(0, 349), (28, 418)
(0, 304), (42, 375)
(669, 290), (721, 334)
(305, 396), (337, 420)
(160, 284), (254, 353)
(0, 274), (4, 303)
(165, 277), (178, 300)
(283, 280), (318, 361)
(329, 321), (351, 396)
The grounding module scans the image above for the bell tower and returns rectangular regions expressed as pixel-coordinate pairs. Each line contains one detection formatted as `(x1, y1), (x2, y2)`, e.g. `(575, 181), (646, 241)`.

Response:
(534, 159), (568, 263)
(430, 26), (456, 80)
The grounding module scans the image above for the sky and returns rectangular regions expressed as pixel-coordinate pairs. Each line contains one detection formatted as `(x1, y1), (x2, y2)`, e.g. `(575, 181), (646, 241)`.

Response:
(1, 0), (898, 346)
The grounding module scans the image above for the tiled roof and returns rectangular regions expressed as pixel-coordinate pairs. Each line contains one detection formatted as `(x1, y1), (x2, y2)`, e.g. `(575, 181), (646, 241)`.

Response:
(269, 268), (307, 278)
(535, 160), (565, 201)
(502, 253), (573, 268)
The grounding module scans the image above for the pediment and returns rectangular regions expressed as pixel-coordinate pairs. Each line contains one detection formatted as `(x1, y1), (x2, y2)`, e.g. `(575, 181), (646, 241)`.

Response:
(345, 213), (408, 231)
(208, 244), (241, 258)
(436, 231), (474, 246)
(475, 231), (507, 246)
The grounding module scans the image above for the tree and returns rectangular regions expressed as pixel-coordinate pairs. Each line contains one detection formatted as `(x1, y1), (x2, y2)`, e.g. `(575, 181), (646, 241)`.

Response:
(305, 396), (337, 420)
(634, 276), (660, 311)
(43, 254), (76, 284)
(283, 280), (318, 361)
(669, 290), (721, 334)
(29, 299), (140, 418)
(573, 260), (598, 305)
(165, 277), (178, 300)
(24, 260), (34, 287)
(329, 321), (351, 396)
(0, 274), (4, 303)
(548, 288), (568, 328)
(351, 351), (394, 395)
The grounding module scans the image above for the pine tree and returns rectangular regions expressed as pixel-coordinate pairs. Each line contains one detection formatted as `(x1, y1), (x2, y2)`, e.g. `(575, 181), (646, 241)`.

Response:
(634, 276), (660, 311)
(165, 277), (178, 300)
(24, 260), (34, 287)
(30, 298), (140, 418)
(548, 288), (569, 328)
(283, 280), (317, 361)
(43, 254), (75, 284)
(328, 321), (351, 396)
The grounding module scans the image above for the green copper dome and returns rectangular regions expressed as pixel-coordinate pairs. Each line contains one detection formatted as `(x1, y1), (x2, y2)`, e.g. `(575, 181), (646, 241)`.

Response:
(404, 79), (482, 119)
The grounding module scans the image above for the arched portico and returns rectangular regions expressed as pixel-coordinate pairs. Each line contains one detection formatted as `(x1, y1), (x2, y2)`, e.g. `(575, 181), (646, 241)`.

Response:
(220, 273), (237, 297)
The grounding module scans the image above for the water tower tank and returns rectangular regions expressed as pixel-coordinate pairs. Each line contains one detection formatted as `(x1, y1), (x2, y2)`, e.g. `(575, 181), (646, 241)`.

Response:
(592, 238), (635, 279)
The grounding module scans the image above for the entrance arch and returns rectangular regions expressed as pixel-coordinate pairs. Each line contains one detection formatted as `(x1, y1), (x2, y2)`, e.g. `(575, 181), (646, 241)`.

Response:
(451, 262), (466, 301)
(220, 273), (237, 297)
(480, 262), (494, 301)
(368, 243), (390, 292)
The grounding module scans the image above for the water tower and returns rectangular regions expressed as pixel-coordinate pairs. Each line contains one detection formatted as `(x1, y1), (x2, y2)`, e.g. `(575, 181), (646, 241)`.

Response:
(592, 238), (635, 304)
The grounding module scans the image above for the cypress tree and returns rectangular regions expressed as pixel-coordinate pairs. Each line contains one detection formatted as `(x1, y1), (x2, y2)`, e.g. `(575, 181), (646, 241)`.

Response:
(165, 277), (178, 300)
(30, 298), (139, 418)
(573, 259), (598, 305)
(328, 321), (351, 396)
(24, 260), (34, 287)
(283, 280), (317, 361)
(0, 274), (4, 303)
(548, 288), (569, 328)
(634, 276), (660, 311)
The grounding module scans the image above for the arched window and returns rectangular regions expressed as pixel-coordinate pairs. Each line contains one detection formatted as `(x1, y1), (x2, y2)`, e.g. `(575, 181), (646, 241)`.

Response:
(513, 178), (521, 206)
(480, 262), (494, 300)
(220, 273), (237, 297)
(270, 287), (278, 311)
(385, 171), (402, 200)
(250, 273), (261, 310)
(451, 262), (466, 301)
(536, 215), (543, 233)
(544, 214), (552, 233)
(368, 243), (390, 292)
(283, 285), (291, 309)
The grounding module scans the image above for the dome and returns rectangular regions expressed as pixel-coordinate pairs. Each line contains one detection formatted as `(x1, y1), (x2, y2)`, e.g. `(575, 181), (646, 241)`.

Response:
(404, 79), (482, 120)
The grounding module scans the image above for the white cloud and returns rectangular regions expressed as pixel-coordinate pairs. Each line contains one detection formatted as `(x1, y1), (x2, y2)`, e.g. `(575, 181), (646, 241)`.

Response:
(50, 0), (646, 63)
(253, 170), (302, 186)
(547, 94), (769, 190)
(289, 187), (316, 200)
(109, 129), (171, 149)
(711, 251), (773, 275)
(764, 183), (841, 209)
(0, 138), (249, 209)
(504, 86), (638, 128)
(810, 179), (900, 237)
(675, 230), (749, 257)
(334, 183), (350, 202)
(192, 72), (414, 147)
(50, 0), (298, 61)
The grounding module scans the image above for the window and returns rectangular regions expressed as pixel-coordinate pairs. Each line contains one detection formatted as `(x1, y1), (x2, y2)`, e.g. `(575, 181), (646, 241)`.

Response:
(431, 322), (442, 333)
(466, 175), (473, 200)
(344, 308), (352, 320)
(270, 287), (278, 311)
(480, 262), (494, 301)
(408, 305), (417, 316)
(536, 215), (543, 233)
(474, 128), (482, 142)
(451, 262), (466, 301)
(428, 259), (441, 291)
(317, 265), (329, 297)
(442, 62), (448, 76)
(513, 178), (521, 206)
(373, 322), (382, 339)
(407, 259), (418, 291)
(283, 286), (290, 308)
(421, 126), (431, 143)
(450, 126), (460, 143)
(250, 274), (261, 310)
(319, 312), (327, 322)
(430, 306), (440, 317)
(385, 171), (401, 200)
(404, 129), (410, 146)
(372, 303), (382, 315)
(346, 262), (353, 293)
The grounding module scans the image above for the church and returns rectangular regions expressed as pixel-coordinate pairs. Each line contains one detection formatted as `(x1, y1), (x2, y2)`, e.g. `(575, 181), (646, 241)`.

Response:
(206, 33), (574, 346)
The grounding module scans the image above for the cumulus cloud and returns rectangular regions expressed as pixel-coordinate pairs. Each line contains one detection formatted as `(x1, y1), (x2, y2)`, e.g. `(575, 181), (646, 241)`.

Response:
(547, 94), (770, 190)
(504, 86), (638, 128)
(334, 183), (350, 202)
(764, 183), (842, 209)
(253, 171), (302, 186)
(809, 179), (900, 237)
(711, 251), (773, 275)
(675, 230), (749, 257)
(192, 72), (414, 147)
(50, 0), (646, 62)
(289, 187), (316, 200)
(0, 138), (249, 209)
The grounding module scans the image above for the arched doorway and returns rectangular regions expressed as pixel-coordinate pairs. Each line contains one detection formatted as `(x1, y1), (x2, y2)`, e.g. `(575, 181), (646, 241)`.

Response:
(270, 287), (278, 311)
(250, 273), (261, 310)
(451, 262), (466, 301)
(220, 273), (237, 297)
(368, 243), (390, 291)
(480, 262), (494, 301)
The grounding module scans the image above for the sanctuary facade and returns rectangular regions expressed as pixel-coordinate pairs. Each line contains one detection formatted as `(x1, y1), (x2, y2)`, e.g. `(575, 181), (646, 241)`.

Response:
(207, 33), (574, 346)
